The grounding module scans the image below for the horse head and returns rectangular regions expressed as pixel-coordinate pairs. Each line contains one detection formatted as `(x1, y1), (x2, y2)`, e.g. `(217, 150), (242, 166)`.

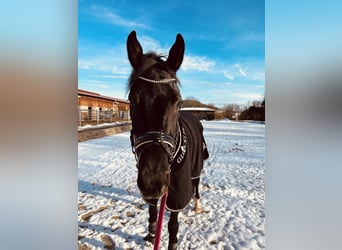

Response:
(127, 31), (185, 200)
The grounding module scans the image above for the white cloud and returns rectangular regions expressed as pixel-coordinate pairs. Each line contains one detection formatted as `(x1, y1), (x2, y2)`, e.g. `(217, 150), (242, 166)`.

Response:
(238, 31), (264, 44)
(222, 64), (249, 81)
(93, 75), (128, 79)
(90, 5), (148, 29)
(234, 92), (263, 100)
(78, 54), (131, 76)
(234, 63), (247, 77)
(90, 83), (109, 89)
(254, 84), (265, 89)
(221, 62), (264, 82)
(222, 70), (235, 81)
(182, 55), (216, 72)
(139, 36), (163, 54)
(251, 72), (265, 81)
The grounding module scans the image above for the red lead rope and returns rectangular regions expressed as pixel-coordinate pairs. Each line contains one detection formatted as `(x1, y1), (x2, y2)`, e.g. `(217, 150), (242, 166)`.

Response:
(154, 192), (168, 250)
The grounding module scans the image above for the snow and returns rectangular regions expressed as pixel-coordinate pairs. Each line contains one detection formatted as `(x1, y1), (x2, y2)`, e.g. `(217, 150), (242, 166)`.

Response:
(78, 121), (130, 131)
(78, 120), (265, 249)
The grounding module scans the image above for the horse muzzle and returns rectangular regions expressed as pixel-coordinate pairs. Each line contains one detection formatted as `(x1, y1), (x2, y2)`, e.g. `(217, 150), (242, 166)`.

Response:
(140, 185), (168, 200)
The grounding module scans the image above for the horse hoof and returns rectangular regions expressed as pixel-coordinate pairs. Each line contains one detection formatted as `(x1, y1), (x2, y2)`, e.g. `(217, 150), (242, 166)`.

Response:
(194, 198), (202, 213)
(168, 242), (177, 250)
(143, 233), (155, 244)
(195, 207), (203, 214)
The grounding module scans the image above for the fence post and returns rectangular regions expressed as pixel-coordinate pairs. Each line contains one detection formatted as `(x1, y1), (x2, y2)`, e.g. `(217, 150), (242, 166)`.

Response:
(96, 110), (99, 124)
(78, 109), (82, 126)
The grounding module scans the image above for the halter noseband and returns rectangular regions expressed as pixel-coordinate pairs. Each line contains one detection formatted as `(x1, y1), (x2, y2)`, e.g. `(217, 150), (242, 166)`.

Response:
(134, 131), (175, 150)
(131, 131), (175, 167)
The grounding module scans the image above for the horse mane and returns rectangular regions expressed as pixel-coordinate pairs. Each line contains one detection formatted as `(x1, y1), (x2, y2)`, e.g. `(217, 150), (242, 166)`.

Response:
(127, 52), (180, 92)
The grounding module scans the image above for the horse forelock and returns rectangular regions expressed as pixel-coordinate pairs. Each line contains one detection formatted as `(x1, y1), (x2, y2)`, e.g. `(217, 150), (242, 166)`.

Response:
(127, 53), (179, 91)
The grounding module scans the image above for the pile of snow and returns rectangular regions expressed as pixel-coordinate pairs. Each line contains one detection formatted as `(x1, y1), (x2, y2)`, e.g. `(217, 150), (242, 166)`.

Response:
(78, 120), (265, 249)
(78, 121), (130, 131)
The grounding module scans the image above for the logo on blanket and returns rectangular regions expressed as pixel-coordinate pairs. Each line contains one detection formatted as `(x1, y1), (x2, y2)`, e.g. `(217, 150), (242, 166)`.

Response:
(176, 127), (187, 164)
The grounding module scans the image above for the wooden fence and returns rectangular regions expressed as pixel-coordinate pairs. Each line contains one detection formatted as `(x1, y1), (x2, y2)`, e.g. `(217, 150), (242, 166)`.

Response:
(78, 109), (130, 126)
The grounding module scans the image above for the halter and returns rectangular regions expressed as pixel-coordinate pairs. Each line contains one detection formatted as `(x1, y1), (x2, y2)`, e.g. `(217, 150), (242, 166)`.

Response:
(131, 130), (176, 167)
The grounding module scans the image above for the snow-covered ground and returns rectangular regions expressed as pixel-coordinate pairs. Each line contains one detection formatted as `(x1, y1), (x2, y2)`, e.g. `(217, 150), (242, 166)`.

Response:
(78, 121), (130, 131)
(78, 120), (265, 249)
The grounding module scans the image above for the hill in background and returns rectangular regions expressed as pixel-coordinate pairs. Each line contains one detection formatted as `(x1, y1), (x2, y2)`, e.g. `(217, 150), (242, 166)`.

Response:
(181, 98), (220, 110)
(182, 97), (265, 121)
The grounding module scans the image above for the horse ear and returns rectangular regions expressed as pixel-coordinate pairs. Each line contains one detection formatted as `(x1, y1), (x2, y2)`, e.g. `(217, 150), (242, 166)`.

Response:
(166, 34), (185, 71)
(127, 31), (143, 69)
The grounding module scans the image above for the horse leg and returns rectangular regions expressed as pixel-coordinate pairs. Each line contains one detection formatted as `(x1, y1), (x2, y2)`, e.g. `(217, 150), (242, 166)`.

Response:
(168, 211), (179, 250)
(143, 200), (158, 243)
(192, 178), (202, 213)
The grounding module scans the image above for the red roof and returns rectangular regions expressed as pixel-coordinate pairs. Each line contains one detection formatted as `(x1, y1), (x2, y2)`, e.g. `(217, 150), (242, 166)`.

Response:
(78, 89), (129, 104)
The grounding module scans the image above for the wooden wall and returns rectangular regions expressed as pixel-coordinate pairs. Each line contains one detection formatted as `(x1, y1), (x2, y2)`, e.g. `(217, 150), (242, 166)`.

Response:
(78, 95), (129, 111)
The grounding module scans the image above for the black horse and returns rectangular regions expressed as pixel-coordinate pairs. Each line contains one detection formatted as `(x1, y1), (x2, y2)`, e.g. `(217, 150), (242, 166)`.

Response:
(127, 31), (209, 250)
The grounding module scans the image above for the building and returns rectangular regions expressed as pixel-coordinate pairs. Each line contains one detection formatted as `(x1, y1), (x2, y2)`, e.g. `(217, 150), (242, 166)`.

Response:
(78, 89), (130, 125)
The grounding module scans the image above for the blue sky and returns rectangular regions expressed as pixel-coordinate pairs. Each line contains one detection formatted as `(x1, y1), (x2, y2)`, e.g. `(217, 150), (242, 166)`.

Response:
(78, 0), (264, 108)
